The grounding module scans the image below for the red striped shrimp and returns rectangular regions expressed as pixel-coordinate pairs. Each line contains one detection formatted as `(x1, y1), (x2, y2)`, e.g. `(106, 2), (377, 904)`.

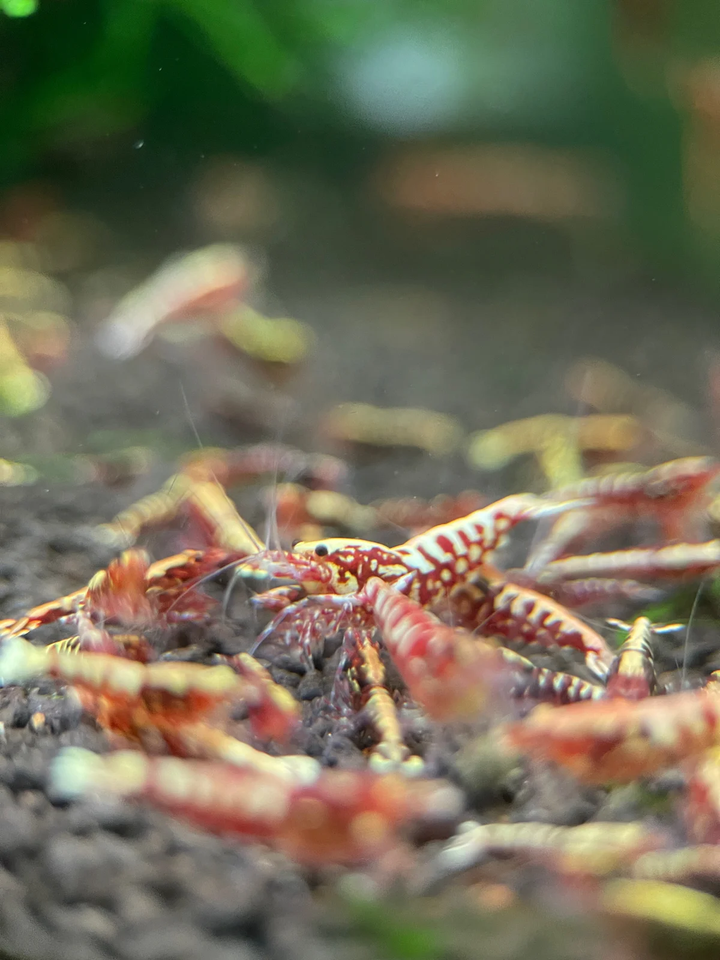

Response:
(527, 457), (720, 571)
(498, 647), (605, 706)
(0, 636), (300, 745)
(539, 540), (720, 585)
(217, 652), (300, 744)
(604, 617), (683, 701)
(0, 636), (242, 716)
(685, 746), (720, 845)
(552, 457), (720, 540)
(538, 577), (665, 610)
(0, 547), (243, 642)
(354, 577), (509, 723)
(98, 444), (347, 550)
(428, 820), (666, 883)
(335, 630), (425, 775)
(50, 748), (462, 865)
(249, 494), (583, 654)
(475, 579), (614, 679)
(95, 244), (251, 360)
(501, 684), (720, 784)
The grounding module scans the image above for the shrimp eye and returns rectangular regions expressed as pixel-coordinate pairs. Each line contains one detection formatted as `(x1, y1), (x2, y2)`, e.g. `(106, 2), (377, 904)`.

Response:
(314, 544), (329, 557)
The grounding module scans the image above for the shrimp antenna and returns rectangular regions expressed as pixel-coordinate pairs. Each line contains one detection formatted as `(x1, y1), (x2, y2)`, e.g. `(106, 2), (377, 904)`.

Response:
(179, 379), (268, 617)
(221, 524), (270, 620)
(165, 553), (262, 619)
(249, 602), (295, 656)
(262, 447), (288, 556)
(681, 579), (705, 689)
(223, 429), (298, 620)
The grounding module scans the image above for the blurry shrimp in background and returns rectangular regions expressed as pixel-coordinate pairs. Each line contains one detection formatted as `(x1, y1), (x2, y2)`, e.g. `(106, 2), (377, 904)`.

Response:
(95, 244), (253, 360)
(0, 319), (50, 416)
(94, 242), (315, 384)
(565, 358), (705, 458)
(0, 203), (75, 416)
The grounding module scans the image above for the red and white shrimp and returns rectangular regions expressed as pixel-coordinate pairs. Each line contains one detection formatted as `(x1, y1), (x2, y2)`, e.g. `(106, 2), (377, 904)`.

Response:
(550, 457), (720, 540)
(218, 652), (300, 744)
(254, 494), (570, 597)
(50, 748), (462, 866)
(685, 746), (720, 845)
(336, 631), (425, 774)
(429, 820), (666, 883)
(0, 636), (243, 719)
(498, 647), (605, 706)
(0, 547), (244, 642)
(476, 579), (614, 678)
(604, 617), (682, 700)
(537, 577), (665, 610)
(538, 540), (720, 585)
(0, 635), (301, 767)
(502, 684), (720, 784)
(354, 577), (509, 723)
(249, 493), (582, 654)
(99, 444), (348, 549)
(96, 244), (251, 360)
(98, 474), (265, 554)
(525, 457), (720, 573)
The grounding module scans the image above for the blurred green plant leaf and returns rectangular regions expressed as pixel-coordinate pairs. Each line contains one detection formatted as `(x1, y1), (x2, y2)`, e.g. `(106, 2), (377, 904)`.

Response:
(342, 894), (443, 959)
(160, 0), (300, 97)
(1, 0), (37, 16)
(26, 0), (155, 130)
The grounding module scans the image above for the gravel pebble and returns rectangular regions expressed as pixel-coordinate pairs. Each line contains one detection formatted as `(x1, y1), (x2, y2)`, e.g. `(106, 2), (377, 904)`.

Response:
(87, 797), (148, 837)
(41, 903), (118, 945)
(320, 733), (365, 768)
(267, 666), (301, 690)
(265, 919), (336, 960)
(196, 939), (264, 960)
(296, 672), (323, 701)
(43, 834), (138, 903)
(0, 892), (63, 960)
(114, 887), (167, 927)
(0, 803), (41, 860)
(187, 871), (263, 934)
(116, 921), (222, 960)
